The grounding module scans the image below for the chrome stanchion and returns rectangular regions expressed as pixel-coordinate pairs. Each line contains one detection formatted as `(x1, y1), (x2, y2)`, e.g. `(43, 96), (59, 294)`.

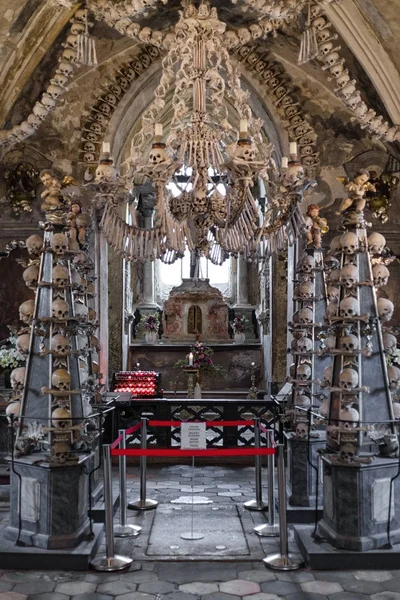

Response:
(244, 418), (267, 511)
(128, 417), (158, 511)
(90, 445), (133, 571)
(254, 429), (279, 536)
(114, 430), (141, 537)
(263, 444), (303, 571)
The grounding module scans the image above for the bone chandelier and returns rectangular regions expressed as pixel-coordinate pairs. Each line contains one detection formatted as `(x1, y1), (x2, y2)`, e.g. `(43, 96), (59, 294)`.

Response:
(98, 1), (315, 264)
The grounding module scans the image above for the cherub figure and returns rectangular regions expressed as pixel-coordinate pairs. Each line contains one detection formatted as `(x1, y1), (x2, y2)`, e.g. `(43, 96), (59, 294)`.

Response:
(67, 201), (90, 245)
(39, 169), (63, 212)
(336, 168), (375, 215)
(304, 204), (328, 248)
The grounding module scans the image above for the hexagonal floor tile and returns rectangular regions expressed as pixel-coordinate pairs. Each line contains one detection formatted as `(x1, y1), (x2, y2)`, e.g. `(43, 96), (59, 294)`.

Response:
(55, 582), (96, 596)
(179, 582), (219, 595)
(237, 570), (276, 583)
(220, 580), (261, 596)
(301, 580), (342, 595)
(354, 571), (393, 582)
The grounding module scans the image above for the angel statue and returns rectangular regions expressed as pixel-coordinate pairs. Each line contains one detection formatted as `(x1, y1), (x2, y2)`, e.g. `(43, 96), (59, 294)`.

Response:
(304, 204), (328, 249)
(336, 169), (376, 215)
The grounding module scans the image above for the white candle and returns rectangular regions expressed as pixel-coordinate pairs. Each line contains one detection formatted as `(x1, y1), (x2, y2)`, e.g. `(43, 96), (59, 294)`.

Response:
(102, 142), (110, 154)
(239, 119), (248, 135)
(251, 362), (255, 367)
(289, 142), (297, 156)
(281, 156), (288, 168)
(188, 352), (194, 367)
(155, 123), (163, 137)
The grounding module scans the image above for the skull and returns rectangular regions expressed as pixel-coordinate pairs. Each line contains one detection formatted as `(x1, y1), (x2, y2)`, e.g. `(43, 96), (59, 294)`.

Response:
(23, 265), (39, 289)
(367, 232), (386, 255)
(224, 30), (239, 48)
(383, 333), (397, 355)
(300, 255), (315, 273)
(340, 334), (359, 352)
(319, 397), (330, 418)
(388, 365), (400, 389)
(339, 368), (359, 390)
(311, 16), (327, 30)
(33, 102), (49, 120)
(52, 299), (69, 320)
(148, 145), (169, 164)
(325, 300), (338, 320)
(83, 141), (95, 153)
(340, 297), (359, 318)
(334, 71), (351, 89)
(10, 367), (26, 391)
(316, 29), (331, 43)
(50, 233), (68, 256)
(295, 422), (308, 438)
(249, 24), (262, 39)
(340, 264), (358, 288)
(297, 363), (311, 380)
(90, 335), (100, 350)
(56, 60), (74, 77)
(237, 27), (251, 45)
(340, 232), (359, 255)
(329, 62), (345, 78)
(327, 286), (340, 302)
(95, 162), (117, 182)
(52, 407), (72, 429)
(27, 114), (42, 129)
(51, 334), (71, 356)
(377, 298), (394, 322)
(325, 336), (336, 350)
(52, 265), (69, 287)
(88, 307), (97, 321)
(327, 268), (340, 285)
(52, 368), (71, 391)
(318, 41), (334, 56)
(340, 443), (357, 463)
(89, 122), (102, 134)
(298, 308), (313, 325)
(296, 394), (311, 407)
(26, 234), (43, 256)
(16, 334), (30, 355)
(372, 264), (390, 287)
(340, 406), (360, 428)
(235, 141), (256, 162)
(297, 336), (313, 353)
(324, 52), (340, 67)
(6, 400), (21, 424)
(51, 441), (71, 464)
(321, 365), (333, 387)
(74, 303), (88, 318)
(46, 83), (64, 100)
(19, 299), (35, 324)
(297, 281), (313, 299)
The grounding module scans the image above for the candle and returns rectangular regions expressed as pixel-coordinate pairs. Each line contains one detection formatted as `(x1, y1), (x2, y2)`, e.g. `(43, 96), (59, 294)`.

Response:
(188, 352), (194, 367)
(102, 142), (110, 154)
(251, 362), (255, 367)
(289, 142), (297, 156)
(281, 156), (288, 169)
(239, 119), (248, 136)
(155, 123), (163, 137)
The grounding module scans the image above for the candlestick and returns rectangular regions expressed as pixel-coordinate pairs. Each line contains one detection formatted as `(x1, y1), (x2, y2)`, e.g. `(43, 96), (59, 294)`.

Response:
(281, 157), (288, 169)
(289, 142), (297, 156)
(102, 142), (111, 154)
(188, 352), (194, 367)
(155, 123), (163, 137)
(239, 119), (248, 137)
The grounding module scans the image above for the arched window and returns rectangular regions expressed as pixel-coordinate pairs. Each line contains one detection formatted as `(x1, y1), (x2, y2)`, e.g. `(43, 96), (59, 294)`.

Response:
(188, 305), (202, 334)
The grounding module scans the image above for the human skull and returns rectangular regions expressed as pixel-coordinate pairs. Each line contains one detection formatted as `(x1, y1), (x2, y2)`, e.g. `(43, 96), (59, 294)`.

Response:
(329, 63), (344, 79)
(52, 407), (72, 429)
(383, 333), (397, 355)
(27, 114), (42, 129)
(88, 307), (97, 321)
(335, 71), (351, 89)
(23, 265), (39, 289)
(329, 236), (342, 254)
(148, 145), (169, 164)
(57, 60), (74, 77)
(297, 363), (311, 380)
(10, 367), (25, 391)
(340, 334), (359, 352)
(368, 232), (386, 255)
(50, 233), (68, 256)
(295, 422), (308, 438)
(51, 441), (71, 464)
(16, 334), (30, 355)
(235, 141), (256, 162)
(296, 394), (311, 406)
(19, 299), (35, 324)
(46, 83), (64, 100)
(388, 365), (400, 389)
(90, 335), (100, 351)
(33, 102), (49, 120)
(249, 24), (262, 39)
(340, 232), (359, 255)
(324, 52), (340, 67)
(372, 264), (390, 287)
(51, 334), (71, 356)
(316, 28), (331, 43)
(339, 406), (359, 428)
(301, 255), (315, 273)
(237, 27), (251, 45)
(297, 281), (313, 299)
(326, 300), (339, 320)
(318, 41), (334, 56)
(311, 16), (327, 30)
(321, 365), (333, 387)
(52, 265), (69, 287)
(52, 299), (69, 320)
(298, 308), (313, 325)
(327, 268), (340, 285)
(51, 368), (71, 391)
(83, 141), (95, 153)
(377, 298), (394, 322)
(340, 264), (359, 288)
(297, 336), (313, 353)
(26, 234), (43, 256)
(339, 368), (359, 390)
(74, 303), (88, 318)
(319, 397), (330, 418)
(6, 400), (21, 424)
(327, 286), (340, 302)
(340, 297), (358, 318)
(341, 81), (357, 100)
(340, 443), (357, 463)
(95, 162), (117, 182)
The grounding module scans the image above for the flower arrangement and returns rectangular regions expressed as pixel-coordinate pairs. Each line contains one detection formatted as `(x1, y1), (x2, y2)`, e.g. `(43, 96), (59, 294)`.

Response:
(175, 341), (226, 377)
(140, 313), (159, 333)
(230, 314), (251, 333)
(0, 334), (26, 372)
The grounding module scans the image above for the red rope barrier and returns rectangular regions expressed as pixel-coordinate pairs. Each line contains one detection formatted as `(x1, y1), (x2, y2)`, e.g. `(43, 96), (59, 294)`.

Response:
(148, 420), (254, 427)
(110, 421), (142, 449)
(111, 447), (275, 457)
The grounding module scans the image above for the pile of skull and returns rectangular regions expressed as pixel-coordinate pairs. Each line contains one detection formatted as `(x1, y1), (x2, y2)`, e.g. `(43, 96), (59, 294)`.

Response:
(320, 225), (397, 464)
(7, 209), (101, 464)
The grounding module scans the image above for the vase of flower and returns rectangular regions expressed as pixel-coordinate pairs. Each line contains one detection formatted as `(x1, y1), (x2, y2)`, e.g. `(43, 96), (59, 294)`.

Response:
(234, 331), (246, 344)
(230, 315), (250, 344)
(145, 330), (158, 345)
(141, 313), (159, 344)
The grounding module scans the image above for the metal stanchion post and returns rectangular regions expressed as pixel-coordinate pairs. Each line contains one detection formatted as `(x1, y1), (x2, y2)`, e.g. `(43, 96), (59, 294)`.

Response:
(128, 417), (158, 511)
(115, 430), (141, 537)
(263, 444), (303, 571)
(90, 445), (133, 571)
(244, 418), (267, 511)
(254, 429), (279, 536)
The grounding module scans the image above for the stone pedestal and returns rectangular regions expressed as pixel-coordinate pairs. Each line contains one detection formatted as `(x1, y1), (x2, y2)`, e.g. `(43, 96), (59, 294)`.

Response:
(5, 453), (92, 549)
(286, 433), (325, 508)
(318, 455), (400, 551)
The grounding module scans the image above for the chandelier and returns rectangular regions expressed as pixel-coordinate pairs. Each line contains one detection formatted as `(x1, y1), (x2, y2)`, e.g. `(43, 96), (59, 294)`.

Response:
(98, 2), (315, 264)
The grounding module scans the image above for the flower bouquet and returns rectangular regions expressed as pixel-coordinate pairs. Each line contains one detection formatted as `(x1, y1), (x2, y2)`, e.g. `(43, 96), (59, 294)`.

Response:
(230, 315), (250, 333)
(139, 313), (159, 344)
(175, 341), (226, 378)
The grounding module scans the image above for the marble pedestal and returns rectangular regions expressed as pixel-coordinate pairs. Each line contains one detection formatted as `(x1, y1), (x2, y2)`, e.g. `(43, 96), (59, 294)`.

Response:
(5, 453), (92, 549)
(318, 455), (400, 551)
(286, 433), (324, 509)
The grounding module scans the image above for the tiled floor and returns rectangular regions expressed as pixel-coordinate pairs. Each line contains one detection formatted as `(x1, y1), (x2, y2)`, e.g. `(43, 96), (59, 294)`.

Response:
(1, 464), (400, 599)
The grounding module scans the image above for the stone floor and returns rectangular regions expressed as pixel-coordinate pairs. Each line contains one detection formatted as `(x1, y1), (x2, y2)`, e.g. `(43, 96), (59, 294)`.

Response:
(0, 463), (400, 600)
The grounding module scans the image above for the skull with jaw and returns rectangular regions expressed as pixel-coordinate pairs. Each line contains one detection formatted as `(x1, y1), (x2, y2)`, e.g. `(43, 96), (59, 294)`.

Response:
(321, 365), (333, 387)
(339, 368), (359, 390)
(50, 233), (68, 256)
(52, 407), (72, 430)
(340, 443), (357, 463)
(10, 367), (25, 391)
(388, 365), (400, 389)
(23, 265), (39, 289)
(340, 334), (359, 352)
(372, 264), (390, 287)
(340, 232), (359, 255)
(297, 363), (311, 380)
(297, 281), (313, 300)
(235, 141), (256, 162)
(52, 299), (69, 320)
(367, 232), (386, 255)
(26, 234), (43, 257)
(383, 333), (397, 355)
(148, 144), (169, 165)
(340, 264), (358, 289)
(296, 336), (313, 353)
(51, 441), (71, 464)
(51, 334), (71, 356)
(51, 368), (71, 391)
(19, 300), (35, 324)
(300, 255), (315, 274)
(295, 422), (308, 438)
(298, 308), (313, 325)
(377, 298), (394, 322)
(340, 297), (358, 318)
(52, 265), (69, 288)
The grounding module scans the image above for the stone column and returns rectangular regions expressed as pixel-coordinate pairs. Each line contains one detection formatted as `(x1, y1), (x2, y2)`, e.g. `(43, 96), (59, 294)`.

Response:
(271, 253), (288, 391)
(136, 185), (158, 310)
(234, 256), (256, 340)
(95, 218), (109, 387)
